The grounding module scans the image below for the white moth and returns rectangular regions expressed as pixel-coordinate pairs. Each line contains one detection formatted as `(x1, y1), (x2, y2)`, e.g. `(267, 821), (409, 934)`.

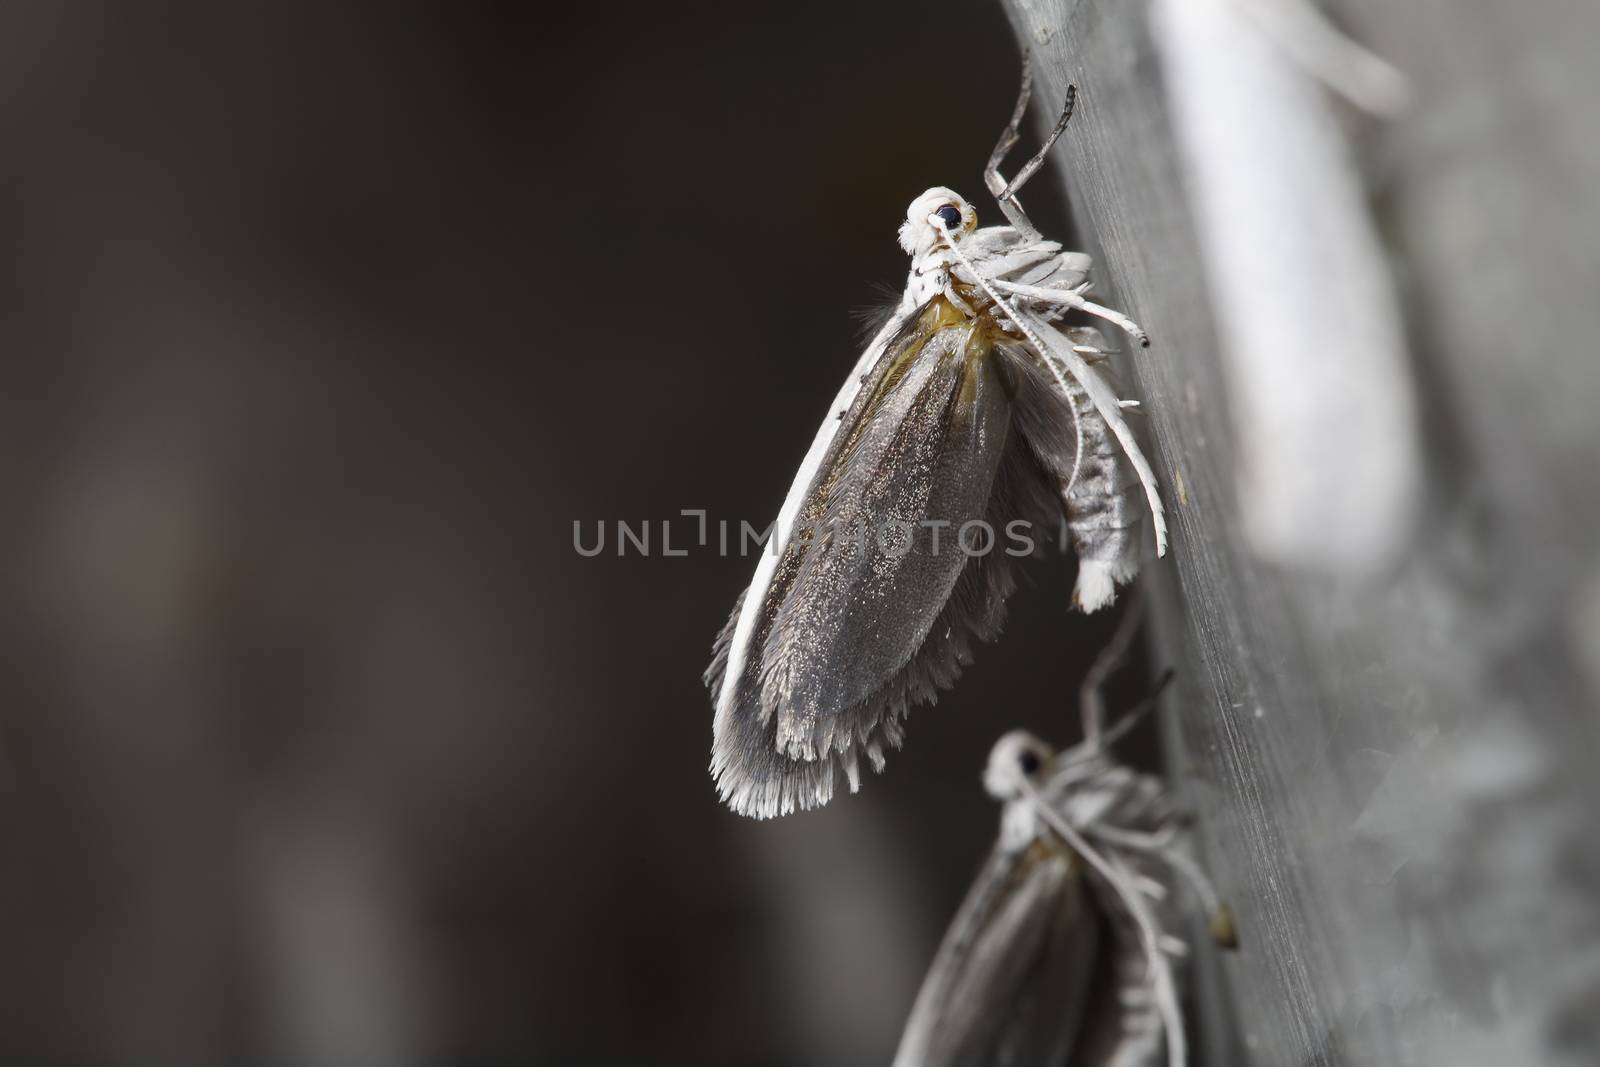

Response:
(706, 62), (1166, 819)
(893, 612), (1236, 1067)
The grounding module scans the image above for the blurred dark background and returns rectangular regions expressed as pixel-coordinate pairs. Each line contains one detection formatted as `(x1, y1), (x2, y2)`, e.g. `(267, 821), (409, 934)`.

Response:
(0, 2), (1146, 1065)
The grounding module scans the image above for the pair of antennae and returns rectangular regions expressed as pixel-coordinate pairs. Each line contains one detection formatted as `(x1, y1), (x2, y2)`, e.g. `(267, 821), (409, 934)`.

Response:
(1074, 596), (1237, 951)
(985, 54), (1078, 242)
(1080, 583), (1155, 743)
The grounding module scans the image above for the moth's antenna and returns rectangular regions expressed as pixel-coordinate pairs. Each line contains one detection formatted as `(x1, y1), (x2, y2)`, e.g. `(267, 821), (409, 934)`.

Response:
(1096, 668), (1174, 752)
(1018, 776), (1187, 1067)
(933, 218), (1086, 494)
(1081, 586), (1146, 743)
(998, 84), (1077, 203)
(987, 57), (1032, 175)
(985, 56), (1039, 240)
(984, 55), (1079, 241)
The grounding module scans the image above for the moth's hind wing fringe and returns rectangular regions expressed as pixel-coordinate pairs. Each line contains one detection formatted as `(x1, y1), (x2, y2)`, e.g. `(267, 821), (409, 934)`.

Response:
(703, 586), (746, 700)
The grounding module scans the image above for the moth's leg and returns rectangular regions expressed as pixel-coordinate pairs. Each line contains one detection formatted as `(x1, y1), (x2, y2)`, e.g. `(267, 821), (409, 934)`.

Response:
(1086, 824), (1179, 854)
(1042, 331), (1117, 382)
(1090, 823), (1235, 947)
(994, 278), (1151, 348)
(1051, 345), (1110, 369)
(1160, 935), (1191, 958)
(1052, 327), (1136, 387)
(939, 275), (974, 317)
(1067, 324), (1111, 364)
(1041, 310), (1107, 350)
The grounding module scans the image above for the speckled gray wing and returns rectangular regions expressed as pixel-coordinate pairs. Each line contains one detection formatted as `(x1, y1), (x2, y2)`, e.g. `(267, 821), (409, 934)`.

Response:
(892, 841), (1101, 1067)
(706, 301), (1056, 818)
(759, 320), (1011, 760)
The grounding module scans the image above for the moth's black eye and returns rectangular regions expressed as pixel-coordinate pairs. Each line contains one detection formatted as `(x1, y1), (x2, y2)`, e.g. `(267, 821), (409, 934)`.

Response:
(1018, 750), (1041, 775)
(935, 205), (963, 230)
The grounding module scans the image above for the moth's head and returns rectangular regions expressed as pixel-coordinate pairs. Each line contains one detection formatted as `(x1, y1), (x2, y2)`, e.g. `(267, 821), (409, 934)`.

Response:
(898, 187), (977, 257)
(983, 730), (1055, 800)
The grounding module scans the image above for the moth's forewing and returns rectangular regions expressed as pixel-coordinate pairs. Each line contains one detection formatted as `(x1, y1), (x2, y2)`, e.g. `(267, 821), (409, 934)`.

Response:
(893, 839), (1100, 1067)
(760, 309), (1012, 755)
(970, 854), (1107, 1067)
(708, 299), (1044, 817)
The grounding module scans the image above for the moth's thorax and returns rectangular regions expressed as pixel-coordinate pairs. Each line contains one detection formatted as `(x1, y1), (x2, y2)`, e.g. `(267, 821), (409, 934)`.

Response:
(997, 763), (1121, 853)
(901, 267), (985, 325)
(999, 798), (1040, 851)
(900, 223), (1088, 328)
(910, 291), (1005, 341)
(901, 254), (951, 311)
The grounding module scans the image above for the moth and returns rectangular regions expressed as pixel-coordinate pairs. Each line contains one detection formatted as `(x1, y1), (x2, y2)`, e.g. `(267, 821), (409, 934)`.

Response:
(892, 613), (1236, 1067)
(706, 60), (1167, 819)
